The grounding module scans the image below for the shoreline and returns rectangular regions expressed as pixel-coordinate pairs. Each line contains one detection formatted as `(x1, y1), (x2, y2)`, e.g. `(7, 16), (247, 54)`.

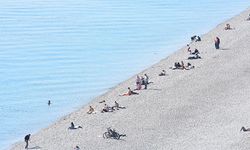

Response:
(11, 8), (250, 150)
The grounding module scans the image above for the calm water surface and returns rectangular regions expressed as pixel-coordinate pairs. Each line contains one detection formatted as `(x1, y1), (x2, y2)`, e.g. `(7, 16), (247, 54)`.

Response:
(0, 0), (249, 149)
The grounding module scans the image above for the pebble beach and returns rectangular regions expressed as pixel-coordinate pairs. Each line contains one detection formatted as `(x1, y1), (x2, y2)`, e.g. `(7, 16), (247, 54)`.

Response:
(10, 8), (250, 150)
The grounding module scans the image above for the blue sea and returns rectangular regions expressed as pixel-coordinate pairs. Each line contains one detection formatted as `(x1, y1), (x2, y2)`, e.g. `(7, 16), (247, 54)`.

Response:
(0, 0), (249, 149)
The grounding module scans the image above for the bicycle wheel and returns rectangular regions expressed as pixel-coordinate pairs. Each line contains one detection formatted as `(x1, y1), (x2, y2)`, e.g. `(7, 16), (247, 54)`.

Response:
(103, 132), (110, 139)
(114, 133), (120, 140)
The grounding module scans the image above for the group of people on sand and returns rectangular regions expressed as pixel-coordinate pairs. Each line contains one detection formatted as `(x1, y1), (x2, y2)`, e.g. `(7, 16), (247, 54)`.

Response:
(170, 61), (194, 70)
(22, 13), (250, 150)
(169, 22), (233, 71)
(135, 74), (149, 90)
(87, 101), (126, 114)
(101, 101), (126, 113)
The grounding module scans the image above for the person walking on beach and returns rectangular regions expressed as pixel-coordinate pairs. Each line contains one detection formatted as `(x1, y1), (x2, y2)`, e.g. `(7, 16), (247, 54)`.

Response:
(24, 134), (31, 149)
(214, 37), (220, 49)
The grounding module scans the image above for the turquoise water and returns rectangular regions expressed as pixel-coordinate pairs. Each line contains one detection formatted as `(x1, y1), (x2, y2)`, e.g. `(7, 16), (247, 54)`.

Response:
(0, 0), (249, 149)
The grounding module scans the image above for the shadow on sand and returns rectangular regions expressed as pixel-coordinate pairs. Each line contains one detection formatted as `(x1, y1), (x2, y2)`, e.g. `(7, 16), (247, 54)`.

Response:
(28, 146), (42, 149)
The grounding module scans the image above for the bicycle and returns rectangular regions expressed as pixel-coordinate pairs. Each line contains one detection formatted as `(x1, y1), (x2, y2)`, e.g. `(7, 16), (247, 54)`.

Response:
(103, 127), (126, 140)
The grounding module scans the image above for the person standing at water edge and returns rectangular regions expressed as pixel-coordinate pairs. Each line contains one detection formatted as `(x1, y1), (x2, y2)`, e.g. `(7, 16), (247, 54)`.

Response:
(135, 75), (141, 90)
(48, 100), (51, 106)
(144, 74), (149, 89)
(214, 37), (220, 49)
(24, 134), (31, 149)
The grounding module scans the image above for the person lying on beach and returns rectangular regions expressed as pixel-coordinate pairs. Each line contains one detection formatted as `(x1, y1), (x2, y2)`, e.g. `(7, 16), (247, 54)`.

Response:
(120, 87), (139, 96)
(188, 53), (201, 59)
(74, 146), (80, 150)
(159, 70), (166, 76)
(240, 126), (250, 132)
(101, 104), (114, 113)
(99, 100), (105, 103)
(87, 106), (95, 114)
(112, 101), (126, 110)
(68, 122), (82, 129)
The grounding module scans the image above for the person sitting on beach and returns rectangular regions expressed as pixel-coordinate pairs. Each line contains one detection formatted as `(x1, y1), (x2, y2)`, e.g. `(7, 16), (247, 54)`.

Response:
(224, 23), (233, 30)
(170, 62), (181, 70)
(101, 104), (114, 113)
(185, 62), (195, 70)
(159, 70), (166, 76)
(87, 106), (95, 114)
(190, 35), (201, 42)
(112, 101), (126, 110)
(175, 62), (181, 68)
(187, 44), (191, 53)
(170, 61), (186, 70)
(188, 49), (201, 59)
(246, 14), (250, 21)
(195, 36), (201, 42)
(192, 49), (200, 55)
(175, 62), (181, 69)
(68, 122), (82, 129)
(180, 61), (186, 70)
(191, 35), (197, 41)
(120, 87), (139, 96)
(240, 126), (250, 132)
